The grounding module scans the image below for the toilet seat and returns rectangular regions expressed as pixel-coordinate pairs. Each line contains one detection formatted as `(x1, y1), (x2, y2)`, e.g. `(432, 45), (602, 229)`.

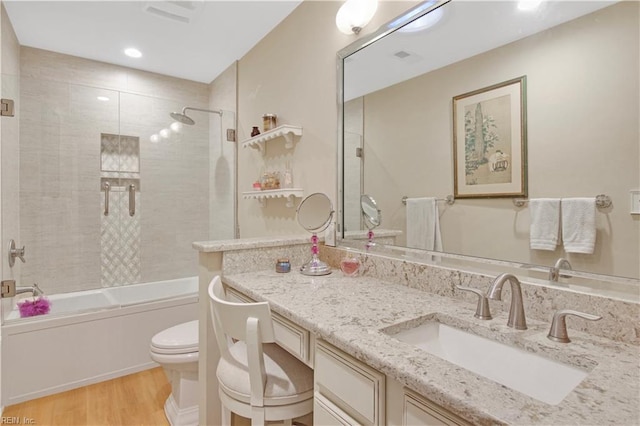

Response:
(151, 320), (199, 355)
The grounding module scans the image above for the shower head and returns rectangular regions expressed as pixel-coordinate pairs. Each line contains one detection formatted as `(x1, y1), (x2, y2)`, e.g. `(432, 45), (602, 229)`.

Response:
(169, 106), (222, 125)
(170, 111), (195, 125)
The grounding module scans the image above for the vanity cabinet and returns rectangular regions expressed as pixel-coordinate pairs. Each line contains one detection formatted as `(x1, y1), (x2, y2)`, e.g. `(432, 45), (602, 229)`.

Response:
(314, 340), (386, 425)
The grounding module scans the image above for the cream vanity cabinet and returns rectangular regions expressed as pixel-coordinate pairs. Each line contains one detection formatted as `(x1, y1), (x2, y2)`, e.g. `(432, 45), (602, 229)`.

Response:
(224, 285), (470, 425)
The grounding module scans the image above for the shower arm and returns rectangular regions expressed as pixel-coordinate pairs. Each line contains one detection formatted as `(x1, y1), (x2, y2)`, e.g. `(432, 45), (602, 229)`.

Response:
(181, 107), (222, 116)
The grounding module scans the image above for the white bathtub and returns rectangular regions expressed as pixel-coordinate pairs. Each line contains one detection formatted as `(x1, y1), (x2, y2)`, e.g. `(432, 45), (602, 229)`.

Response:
(1, 277), (199, 405)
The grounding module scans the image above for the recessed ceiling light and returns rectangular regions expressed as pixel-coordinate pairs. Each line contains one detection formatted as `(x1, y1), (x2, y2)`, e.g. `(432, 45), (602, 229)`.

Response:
(124, 47), (142, 58)
(96, 96), (110, 102)
(518, 0), (543, 11)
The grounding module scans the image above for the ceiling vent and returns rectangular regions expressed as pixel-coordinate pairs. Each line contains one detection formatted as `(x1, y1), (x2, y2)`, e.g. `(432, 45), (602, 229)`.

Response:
(394, 50), (411, 59)
(143, 1), (204, 24)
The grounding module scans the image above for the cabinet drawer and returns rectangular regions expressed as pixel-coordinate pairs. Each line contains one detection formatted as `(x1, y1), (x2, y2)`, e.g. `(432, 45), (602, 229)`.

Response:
(224, 286), (310, 364)
(315, 340), (385, 425)
(404, 389), (471, 426)
(314, 393), (359, 426)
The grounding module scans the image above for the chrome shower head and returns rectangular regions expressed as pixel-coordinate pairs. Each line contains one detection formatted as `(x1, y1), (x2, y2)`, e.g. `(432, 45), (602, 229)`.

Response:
(169, 106), (222, 125)
(170, 111), (195, 125)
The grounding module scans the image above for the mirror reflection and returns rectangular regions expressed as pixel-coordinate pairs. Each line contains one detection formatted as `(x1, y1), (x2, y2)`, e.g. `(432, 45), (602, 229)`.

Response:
(340, 0), (639, 280)
(360, 194), (381, 248)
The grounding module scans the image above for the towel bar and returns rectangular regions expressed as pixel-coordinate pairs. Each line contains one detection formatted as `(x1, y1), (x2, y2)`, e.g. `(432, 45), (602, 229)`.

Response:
(402, 195), (455, 206)
(512, 194), (612, 209)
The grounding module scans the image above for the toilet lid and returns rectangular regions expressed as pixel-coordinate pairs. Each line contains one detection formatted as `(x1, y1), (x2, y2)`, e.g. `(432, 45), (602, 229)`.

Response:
(151, 320), (199, 352)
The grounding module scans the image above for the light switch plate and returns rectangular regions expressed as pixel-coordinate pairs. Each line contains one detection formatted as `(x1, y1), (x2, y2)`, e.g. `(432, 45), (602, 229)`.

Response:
(630, 190), (640, 215)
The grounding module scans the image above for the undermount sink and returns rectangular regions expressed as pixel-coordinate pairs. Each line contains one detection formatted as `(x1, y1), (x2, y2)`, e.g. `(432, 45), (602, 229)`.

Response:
(385, 320), (589, 405)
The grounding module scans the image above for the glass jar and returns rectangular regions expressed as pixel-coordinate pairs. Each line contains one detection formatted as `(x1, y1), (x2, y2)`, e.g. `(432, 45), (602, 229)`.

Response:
(276, 258), (291, 273)
(263, 113), (277, 131)
(340, 252), (361, 277)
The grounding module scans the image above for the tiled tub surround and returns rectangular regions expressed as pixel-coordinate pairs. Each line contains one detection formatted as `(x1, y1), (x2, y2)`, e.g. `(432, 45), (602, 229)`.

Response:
(222, 270), (639, 425)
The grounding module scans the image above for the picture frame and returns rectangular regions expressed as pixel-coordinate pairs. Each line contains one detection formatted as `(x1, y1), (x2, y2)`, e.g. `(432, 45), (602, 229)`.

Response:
(452, 76), (527, 198)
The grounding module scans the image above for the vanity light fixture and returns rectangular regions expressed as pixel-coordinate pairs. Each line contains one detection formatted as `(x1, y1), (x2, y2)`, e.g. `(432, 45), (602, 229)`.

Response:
(336, 0), (378, 35)
(124, 47), (142, 58)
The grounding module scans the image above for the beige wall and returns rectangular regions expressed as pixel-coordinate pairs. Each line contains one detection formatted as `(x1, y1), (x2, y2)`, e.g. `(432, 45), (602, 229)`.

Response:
(18, 48), (212, 293)
(236, 0), (418, 238)
(362, 3), (639, 278)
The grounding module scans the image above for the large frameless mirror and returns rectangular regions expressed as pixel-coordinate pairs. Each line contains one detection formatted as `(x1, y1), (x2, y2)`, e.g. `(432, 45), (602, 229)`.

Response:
(337, 0), (639, 297)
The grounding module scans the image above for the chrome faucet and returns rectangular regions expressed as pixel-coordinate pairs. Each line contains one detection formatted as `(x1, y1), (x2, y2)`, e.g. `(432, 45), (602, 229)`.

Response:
(547, 309), (602, 343)
(549, 258), (572, 282)
(15, 283), (44, 297)
(488, 273), (527, 330)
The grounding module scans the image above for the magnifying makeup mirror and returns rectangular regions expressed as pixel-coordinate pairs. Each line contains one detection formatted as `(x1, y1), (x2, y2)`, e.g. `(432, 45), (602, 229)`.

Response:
(360, 194), (381, 248)
(297, 193), (334, 276)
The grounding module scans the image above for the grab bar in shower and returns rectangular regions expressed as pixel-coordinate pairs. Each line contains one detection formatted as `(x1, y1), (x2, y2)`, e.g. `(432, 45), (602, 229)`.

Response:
(129, 184), (136, 217)
(103, 182), (110, 216)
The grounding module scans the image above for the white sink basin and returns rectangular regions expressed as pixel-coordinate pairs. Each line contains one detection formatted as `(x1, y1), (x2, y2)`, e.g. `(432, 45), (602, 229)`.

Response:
(388, 321), (588, 405)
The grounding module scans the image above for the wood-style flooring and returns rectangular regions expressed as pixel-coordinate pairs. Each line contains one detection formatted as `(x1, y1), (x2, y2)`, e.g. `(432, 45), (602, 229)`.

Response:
(2, 367), (171, 426)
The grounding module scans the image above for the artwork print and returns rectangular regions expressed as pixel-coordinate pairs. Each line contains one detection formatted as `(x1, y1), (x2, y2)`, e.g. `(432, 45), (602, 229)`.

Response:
(453, 76), (527, 198)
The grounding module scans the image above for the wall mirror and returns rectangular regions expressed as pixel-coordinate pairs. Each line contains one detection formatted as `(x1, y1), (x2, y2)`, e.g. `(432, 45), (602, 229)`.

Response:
(337, 0), (639, 289)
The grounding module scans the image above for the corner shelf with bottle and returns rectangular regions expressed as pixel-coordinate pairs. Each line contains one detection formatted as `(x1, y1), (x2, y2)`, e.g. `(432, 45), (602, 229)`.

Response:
(243, 114), (304, 208)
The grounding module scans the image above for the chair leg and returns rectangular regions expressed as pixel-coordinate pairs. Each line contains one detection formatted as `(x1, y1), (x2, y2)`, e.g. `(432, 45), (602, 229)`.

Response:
(251, 406), (265, 426)
(221, 405), (232, 426)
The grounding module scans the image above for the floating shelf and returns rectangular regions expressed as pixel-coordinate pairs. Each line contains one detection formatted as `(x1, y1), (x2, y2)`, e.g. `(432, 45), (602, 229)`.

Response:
(242, 188), (304, 208)
(241, 125), (303, 154)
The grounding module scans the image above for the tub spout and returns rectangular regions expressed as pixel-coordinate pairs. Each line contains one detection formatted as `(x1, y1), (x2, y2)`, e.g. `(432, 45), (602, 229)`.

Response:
(15, 283), (44, 297)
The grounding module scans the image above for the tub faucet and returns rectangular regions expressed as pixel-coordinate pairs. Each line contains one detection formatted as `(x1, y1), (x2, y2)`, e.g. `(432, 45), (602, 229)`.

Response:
(488, 273), (527, 330)
(549, 258), (572, 282)
(15, 283), (44, 297)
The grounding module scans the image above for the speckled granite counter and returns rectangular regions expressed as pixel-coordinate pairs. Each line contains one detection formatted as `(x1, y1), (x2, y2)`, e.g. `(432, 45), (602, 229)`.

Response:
(222, 270), (640, 426)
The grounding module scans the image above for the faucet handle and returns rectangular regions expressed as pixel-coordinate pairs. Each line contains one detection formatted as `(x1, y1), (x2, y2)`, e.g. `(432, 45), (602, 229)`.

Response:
(456, 285), (492, 320)
(547, 309), (602, 343)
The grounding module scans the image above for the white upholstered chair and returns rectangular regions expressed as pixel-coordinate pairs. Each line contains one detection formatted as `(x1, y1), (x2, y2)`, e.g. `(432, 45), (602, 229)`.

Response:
(207, 276), (313, 426)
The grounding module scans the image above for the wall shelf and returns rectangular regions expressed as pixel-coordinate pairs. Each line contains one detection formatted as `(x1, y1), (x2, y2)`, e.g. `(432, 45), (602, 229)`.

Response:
(241, 125), (302, 155)
(242, 188), (304, 208)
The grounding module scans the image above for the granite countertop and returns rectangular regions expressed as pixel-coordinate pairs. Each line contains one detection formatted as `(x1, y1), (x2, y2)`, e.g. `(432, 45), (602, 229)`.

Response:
(222, 270), (639, 426)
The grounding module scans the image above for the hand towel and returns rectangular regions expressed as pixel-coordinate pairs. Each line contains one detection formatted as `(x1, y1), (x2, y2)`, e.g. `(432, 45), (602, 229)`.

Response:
(529, 198), (561, 250)
(562, 197), (596, 254)
(406, 197), (443, 251)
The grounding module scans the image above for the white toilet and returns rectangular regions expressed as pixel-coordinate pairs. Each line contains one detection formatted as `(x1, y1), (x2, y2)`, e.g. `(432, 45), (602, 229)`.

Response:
(150, 320), (199, 426)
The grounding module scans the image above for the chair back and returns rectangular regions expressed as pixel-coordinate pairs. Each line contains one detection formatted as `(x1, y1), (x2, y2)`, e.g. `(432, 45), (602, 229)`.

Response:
(208, 276), (276, 348)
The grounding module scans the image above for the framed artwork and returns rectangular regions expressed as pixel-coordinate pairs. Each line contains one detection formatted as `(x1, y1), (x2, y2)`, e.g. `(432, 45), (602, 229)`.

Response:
(452, 76), (527, 198)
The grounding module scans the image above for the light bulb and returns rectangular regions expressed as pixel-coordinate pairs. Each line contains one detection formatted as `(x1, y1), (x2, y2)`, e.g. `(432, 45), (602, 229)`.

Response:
(170, 121), (183, 133)
(159, 128), (171, 139)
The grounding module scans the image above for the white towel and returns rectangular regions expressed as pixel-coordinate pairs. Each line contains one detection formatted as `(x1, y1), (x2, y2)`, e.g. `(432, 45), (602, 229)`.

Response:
(529, 198), (561, 250)
(562, 198), (596, 254)
(406, 197), (442, 251)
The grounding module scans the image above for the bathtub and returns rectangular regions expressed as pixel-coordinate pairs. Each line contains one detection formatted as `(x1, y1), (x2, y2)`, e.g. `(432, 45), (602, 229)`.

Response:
(1, 277), (199, 405)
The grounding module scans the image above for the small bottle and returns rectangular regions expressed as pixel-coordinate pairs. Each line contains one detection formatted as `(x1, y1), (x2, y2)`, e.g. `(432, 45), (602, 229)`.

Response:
(251, 126), (261, 137)
(340, 252), (361, 277)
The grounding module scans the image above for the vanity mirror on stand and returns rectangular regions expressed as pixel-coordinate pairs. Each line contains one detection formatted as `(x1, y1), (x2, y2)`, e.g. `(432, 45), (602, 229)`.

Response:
(297, 193), (334, 276)
(361, 194), (381, 248)
(337, 0), (639, 297)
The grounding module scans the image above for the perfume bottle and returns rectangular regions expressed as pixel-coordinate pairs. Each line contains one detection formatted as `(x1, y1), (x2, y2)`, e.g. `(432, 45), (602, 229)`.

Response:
(340, 251), (361, 277)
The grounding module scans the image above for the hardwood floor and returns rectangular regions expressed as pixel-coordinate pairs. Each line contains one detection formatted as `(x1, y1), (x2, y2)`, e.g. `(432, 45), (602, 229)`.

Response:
(2, 368), (171, 426)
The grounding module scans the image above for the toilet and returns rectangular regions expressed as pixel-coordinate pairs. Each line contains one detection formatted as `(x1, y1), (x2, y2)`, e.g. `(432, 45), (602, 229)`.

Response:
(150, 320), (199, 426)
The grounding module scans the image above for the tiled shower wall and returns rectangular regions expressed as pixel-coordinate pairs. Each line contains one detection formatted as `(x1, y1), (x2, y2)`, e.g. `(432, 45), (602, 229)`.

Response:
(17, 47), (212, 294)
